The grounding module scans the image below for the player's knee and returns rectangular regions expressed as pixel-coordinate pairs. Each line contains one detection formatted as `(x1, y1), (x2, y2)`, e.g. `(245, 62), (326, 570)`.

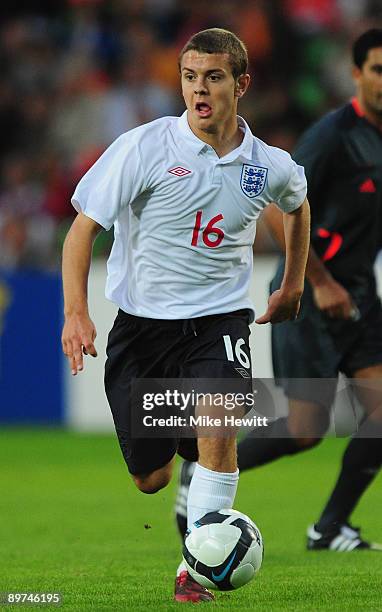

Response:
(363, 407), (382, 426)
(288, 410), (330, 442)
(133, 472), (171, 494)
(293, 436), (323, 450)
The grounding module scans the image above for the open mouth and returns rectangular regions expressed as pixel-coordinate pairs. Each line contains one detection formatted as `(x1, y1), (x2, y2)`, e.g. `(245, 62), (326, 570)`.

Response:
(195, 102), (212, 118)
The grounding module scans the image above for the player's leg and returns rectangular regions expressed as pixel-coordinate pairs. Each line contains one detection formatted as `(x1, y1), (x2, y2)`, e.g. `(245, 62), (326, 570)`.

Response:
(238, 398), (329, 470)
(175, 311), (251, 601)
(311, 364), (382, 550)
(175, 424), (239, 602)
(175, 311), (252, 539)
(133, 456), (175, 494)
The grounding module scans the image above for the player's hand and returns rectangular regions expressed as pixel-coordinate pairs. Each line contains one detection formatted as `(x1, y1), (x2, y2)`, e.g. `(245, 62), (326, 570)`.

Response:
(61, 312), (98, 375)
(255, 289), (301, 324)
(312, 278), (358, 319)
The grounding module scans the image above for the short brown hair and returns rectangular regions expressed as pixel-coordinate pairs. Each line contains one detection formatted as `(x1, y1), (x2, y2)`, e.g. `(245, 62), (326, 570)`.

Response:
(179, 28), (248, 79)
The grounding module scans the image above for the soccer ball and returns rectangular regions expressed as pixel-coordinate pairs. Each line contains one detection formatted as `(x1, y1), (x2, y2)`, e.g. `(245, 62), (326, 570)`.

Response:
(183, 509), (263, 591)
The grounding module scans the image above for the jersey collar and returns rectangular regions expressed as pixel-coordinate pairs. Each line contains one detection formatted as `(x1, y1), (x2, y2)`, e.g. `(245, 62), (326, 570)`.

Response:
(177, 111), (254, 162)
(351, 97), (364, 117)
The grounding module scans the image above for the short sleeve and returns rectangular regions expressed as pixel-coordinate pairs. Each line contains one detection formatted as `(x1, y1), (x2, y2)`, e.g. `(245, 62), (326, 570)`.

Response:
(71, 133), (146, 230)
(274, 159), (307, 213)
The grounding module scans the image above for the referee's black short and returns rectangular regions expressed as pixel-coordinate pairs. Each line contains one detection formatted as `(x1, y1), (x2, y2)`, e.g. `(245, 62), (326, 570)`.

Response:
(271, 268), (382, 407)
(104, 308), (252, 476)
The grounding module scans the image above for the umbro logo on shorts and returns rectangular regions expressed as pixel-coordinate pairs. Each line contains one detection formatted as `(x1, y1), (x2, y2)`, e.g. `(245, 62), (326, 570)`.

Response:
(235, 367), (250, 378)
(168, 166), (192, 177)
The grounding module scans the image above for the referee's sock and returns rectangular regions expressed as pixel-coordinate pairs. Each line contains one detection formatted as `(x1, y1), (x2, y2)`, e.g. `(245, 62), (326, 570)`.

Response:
(316, 434), (382, 533)
(238, 417), (302, 471)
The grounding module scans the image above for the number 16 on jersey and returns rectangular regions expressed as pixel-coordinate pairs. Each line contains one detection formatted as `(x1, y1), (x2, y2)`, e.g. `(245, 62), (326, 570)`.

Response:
(191, 211), (225, 248)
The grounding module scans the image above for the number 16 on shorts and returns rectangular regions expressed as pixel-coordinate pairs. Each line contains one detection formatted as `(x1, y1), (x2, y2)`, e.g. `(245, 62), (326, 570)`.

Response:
(223, 335), (251, 369)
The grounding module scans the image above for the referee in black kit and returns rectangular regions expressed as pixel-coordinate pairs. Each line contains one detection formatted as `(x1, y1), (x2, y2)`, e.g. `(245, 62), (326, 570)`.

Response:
(176, 29), (382, 552)
(238, 29), (382, 551)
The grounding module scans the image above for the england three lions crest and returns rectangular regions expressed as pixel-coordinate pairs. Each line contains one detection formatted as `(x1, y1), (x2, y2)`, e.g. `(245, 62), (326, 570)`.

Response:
(240, 164), (268, 198)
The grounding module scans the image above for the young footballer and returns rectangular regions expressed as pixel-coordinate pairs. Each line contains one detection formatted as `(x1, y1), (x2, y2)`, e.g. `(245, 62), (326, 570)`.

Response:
(62, 28), (310, 602)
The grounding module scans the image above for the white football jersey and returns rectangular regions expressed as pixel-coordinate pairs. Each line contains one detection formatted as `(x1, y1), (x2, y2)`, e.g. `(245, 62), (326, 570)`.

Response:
(72, 112), (307, 320)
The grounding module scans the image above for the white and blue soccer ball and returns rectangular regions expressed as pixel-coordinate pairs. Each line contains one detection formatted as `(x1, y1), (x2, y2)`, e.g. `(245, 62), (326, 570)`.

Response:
(183, 509), (263, 591)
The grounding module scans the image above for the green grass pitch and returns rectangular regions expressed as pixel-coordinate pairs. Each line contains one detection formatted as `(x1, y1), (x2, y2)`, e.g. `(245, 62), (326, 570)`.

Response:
(0, 430), (381, 611)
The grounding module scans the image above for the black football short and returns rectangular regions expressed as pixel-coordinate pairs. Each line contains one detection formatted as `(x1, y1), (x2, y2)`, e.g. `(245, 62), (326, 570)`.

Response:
(104, 309), (252, 475)
(271, 272), (382, 407)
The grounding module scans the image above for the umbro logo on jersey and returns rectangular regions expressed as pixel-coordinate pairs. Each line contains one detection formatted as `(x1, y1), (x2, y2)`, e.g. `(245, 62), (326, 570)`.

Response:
(168, 166), (192, 177)
(359, 178), (376, 193)
(240, 164), (268, 198)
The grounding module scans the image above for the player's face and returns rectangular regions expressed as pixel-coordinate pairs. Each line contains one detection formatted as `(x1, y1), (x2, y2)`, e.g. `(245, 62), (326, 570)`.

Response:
(353, 47), (382, 116)
(180, 51), (249, 135)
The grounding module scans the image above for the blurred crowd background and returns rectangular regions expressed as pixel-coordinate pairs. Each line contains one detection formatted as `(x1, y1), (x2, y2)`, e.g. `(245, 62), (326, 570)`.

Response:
(1, 0), (382, 268)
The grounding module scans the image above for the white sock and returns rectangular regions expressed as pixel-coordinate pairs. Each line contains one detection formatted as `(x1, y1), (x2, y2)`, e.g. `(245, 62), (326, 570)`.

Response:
(177, 560), (187, 576)
(187, 462), (239, 530)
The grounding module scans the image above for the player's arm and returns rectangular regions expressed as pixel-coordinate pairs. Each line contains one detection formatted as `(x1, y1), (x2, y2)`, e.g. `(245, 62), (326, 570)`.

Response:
(261, 203), (356, 319)
(256, 198), (310, 324)
(62, 213), (103, 375)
